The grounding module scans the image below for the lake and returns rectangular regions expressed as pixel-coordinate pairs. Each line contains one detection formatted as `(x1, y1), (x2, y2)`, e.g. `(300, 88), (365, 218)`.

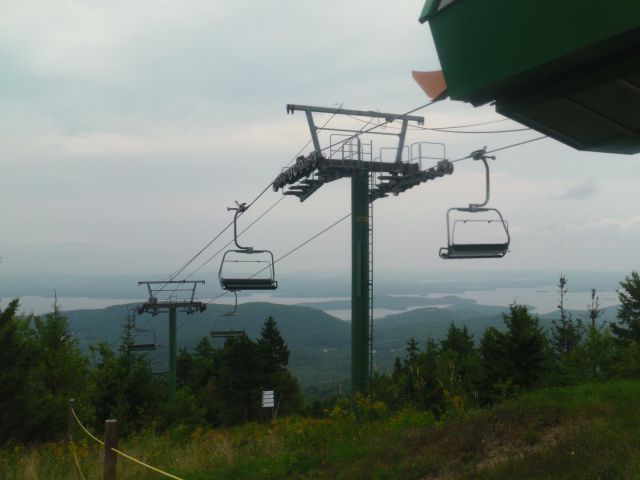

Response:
(12, 285), (619, 319)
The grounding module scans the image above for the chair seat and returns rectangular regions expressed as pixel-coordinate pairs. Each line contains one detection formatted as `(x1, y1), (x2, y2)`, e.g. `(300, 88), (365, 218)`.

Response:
(440, 243), (509, 259)
(220, 278), (278, 290)
(130, 344), (156, 351)
(211, 330), (245, 338)
(451, 243), (508, 254)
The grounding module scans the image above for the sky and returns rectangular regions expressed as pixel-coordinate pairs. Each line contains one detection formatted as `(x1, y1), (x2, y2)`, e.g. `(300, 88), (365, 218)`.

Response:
(2, 0), (640, 292)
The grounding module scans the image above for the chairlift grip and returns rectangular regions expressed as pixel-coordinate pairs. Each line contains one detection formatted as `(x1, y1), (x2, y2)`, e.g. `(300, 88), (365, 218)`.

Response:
(469, 157), (491, 210)
(228, 202), (252, 252)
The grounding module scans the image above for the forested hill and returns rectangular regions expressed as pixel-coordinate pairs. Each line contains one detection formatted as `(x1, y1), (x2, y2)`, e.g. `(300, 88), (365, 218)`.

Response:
(62, 300), (619, 390)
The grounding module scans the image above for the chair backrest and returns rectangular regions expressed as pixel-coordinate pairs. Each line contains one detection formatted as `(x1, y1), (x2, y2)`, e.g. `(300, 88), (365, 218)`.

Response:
(440, 207), (510, 259)
(219, 249), (277, 291)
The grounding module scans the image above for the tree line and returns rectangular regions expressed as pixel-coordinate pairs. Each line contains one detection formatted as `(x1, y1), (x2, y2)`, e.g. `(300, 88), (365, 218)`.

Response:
(2, 271), (640, 444)
(0, 301), (301, 444)
(369, 271), (640, 417)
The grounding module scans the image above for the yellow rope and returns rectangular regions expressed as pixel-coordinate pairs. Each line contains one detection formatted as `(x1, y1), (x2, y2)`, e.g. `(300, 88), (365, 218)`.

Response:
(71, 408), (104, 445)
(110, 447), (185, 480)
(70, 407), (185, 480)
(69, 440), (87, 480)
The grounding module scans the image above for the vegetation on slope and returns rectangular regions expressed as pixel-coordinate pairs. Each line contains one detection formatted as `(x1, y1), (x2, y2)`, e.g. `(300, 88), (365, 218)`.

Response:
(3, 380), (640, 479)
(3, 271), (640, 478)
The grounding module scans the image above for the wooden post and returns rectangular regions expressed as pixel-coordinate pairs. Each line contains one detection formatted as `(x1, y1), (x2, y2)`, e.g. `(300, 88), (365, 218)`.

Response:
(67, 399), (75, 449)
(104, 419), (118, 480)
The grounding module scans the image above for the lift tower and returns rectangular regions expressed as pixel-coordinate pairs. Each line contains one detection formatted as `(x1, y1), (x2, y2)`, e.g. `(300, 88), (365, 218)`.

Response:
(273, 104), (453, 395)
(137, 280), (207, 395)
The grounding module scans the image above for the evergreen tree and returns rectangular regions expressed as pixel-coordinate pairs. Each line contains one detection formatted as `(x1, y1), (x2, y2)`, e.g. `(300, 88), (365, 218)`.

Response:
(403, 337), (420, 371)
(0, 298), (92, 443)
(439, 323), (481, 405)
(480, 304), (550, 399)
(257, 317), (300, 417)
(479, 327), (507, 402)
(29, 301), (89, 440)
(257, 316), (289, 371)
(0, 299), (35, 443)
(216, 335), (263, 425)
(440, 323), (475, 357)
(611, 271), (640, 345)
(417, 337), (444, 413)
(550, 274), (583, 356)
(585, 288), (604, 331)
(578, 325), (615, 380)
(401, 337), (422, 405)
(392, 357), (403, 379)
(90, 319), (161, 433)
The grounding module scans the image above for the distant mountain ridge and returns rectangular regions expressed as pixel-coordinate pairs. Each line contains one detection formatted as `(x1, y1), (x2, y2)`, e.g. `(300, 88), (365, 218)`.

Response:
(60, 298), (620, 394)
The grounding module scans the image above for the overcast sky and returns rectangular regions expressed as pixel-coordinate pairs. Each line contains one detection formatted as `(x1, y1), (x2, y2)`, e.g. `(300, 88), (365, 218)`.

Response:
(2, 0), (639, 293)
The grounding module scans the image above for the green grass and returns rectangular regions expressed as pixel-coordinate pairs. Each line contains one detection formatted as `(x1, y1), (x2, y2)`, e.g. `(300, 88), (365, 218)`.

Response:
(4, 380), (640, 479)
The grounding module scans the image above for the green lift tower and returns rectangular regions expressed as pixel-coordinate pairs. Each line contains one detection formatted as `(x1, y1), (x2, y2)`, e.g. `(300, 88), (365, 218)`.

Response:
(273, 104), (453, 395)
(137, 280), (207, 395)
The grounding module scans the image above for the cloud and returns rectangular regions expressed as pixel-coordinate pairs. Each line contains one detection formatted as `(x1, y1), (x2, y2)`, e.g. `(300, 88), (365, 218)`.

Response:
(560, 179), (598, 200)
(564, 216), (640, 233)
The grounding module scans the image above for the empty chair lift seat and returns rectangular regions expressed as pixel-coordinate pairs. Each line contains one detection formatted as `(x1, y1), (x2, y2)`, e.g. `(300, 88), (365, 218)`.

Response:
(130, 343), (157, 352)
(440, 242), (509, 259)
(219, 278), (278, 291)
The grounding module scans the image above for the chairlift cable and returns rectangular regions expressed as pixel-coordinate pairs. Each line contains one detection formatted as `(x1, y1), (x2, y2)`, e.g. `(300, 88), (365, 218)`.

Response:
(161, 100), (534, 306)
(420, 127), (531, 134)
(173, 101), (435, 306)
(446, 135), (549, 165)
(185, 109), (545, 312)
(181, 196), (287, 283)
(270, 212), (352, 268)
(346, 113), (516, 132)
(426, 118), (511, 129)
(317, 101), (437, 157)
(159, 109), (344, 292)
(485, 135), (549, 155)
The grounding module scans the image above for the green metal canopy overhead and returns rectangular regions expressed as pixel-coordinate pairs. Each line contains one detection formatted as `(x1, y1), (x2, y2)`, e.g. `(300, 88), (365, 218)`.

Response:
(419, 0), (640, 154)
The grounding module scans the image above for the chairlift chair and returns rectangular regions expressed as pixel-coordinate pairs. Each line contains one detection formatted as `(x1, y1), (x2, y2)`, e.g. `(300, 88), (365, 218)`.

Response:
(130, 327), (158, 352)
(218, 202), (278, 292)
(219, 251), (278, 291)
(439, 150), (511, 259)
(211, 292), (246, 337)
(211, 328), (245, 338)
(213, 202), (278, 336)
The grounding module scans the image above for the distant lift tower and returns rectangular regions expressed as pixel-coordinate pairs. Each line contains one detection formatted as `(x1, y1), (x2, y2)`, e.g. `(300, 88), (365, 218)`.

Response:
(137, 280), (207, 395)
(273, 104), (453, 396)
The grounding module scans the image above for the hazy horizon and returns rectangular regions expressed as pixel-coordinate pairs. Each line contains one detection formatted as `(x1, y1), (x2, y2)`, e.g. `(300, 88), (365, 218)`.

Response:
(3, 269), (626, 318)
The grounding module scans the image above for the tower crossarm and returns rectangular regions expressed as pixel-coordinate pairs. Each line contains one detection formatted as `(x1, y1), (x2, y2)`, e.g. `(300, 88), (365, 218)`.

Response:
(369, 159), (454, 201)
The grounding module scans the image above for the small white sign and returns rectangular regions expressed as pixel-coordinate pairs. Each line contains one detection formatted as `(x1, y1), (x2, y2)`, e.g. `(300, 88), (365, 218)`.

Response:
(262, 390), (275, 408)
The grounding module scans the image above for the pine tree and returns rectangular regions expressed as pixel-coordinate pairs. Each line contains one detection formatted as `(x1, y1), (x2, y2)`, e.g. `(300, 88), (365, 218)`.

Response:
(90, 318), (160, 433)
(216, 335), (262, 425)
(392, 357), (403, 379)
(29, 299), (89, 440)
(611, 271), (640, 345)
(440, 323), (475, 357)
(439, 323), (481, 404)
(403, 337), (420, 371)
(550, 274), (583, 356)
(0, 299), (35, 443)
(586, 288), (604, 331)
(257, 316), (289, 371)
(256, 317), (301, 418)
(418, 337), (444, 412)
(480, 304), (550, 399)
